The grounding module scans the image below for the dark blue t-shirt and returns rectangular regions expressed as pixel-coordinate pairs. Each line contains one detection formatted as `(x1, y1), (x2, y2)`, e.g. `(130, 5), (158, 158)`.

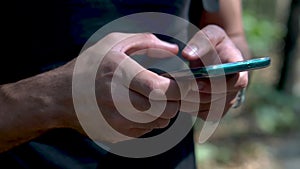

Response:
(0, 0), (213, 168)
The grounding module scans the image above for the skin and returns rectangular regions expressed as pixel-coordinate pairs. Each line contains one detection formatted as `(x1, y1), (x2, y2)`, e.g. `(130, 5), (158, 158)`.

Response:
(192, 0), (251, 119)
(0, 0), (250, 152)
(200, 0), (251, 59)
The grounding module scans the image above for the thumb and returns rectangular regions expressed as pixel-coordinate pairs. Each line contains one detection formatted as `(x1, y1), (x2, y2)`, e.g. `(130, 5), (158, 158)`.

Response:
(182, 25), (228, 66)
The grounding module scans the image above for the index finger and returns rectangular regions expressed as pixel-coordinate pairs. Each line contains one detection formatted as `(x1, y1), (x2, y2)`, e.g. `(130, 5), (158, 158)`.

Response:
(129, 69), (182, 101)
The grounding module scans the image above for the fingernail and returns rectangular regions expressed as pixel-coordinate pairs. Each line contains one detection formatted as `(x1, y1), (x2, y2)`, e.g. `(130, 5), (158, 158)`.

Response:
(184, 45), (198, 57)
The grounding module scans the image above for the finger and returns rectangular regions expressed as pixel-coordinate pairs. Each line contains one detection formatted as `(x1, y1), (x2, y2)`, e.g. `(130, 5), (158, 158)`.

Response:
(129, 89), (180, 119)
(129, 69), (182, 100)
(100, 104), (171, 132)
(180, 100), (200, 113)
(108, 79), (178, 124)
(182, 91), (237, 119)
(126, 128), (153, 138)
(182, 28), (215, 61)
(190, 72), (248, 94)
(147, 100), (179, 119)
(131, 117), (171, 130)
(225, 72), (248, 92)
(120, 114), (171, 130)
(129, 89), (151, 111)
(195, 93), (237, 120)
(104, 52), (180, 100)
(182, 25), (244, 65)
(181, 102), (211, 118)
(104, 34), (183, 101)
(111, 33), (179, 57)
(180, 87), (224, 103)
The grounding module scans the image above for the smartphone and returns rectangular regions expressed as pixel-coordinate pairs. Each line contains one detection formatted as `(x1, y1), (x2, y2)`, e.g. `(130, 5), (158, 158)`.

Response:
(149, 57), (271, 79)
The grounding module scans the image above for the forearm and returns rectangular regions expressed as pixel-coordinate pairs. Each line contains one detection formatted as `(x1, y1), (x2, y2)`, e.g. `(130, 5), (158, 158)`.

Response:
(0, 62), (75, 152)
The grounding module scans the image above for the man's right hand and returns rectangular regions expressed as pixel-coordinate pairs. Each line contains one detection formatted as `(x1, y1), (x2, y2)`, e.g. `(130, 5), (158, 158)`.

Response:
(70, 33), (183, 143)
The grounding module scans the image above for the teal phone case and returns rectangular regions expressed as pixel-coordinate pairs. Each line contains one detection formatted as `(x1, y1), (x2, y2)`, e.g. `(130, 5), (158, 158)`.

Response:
(150, 57), (271, 79)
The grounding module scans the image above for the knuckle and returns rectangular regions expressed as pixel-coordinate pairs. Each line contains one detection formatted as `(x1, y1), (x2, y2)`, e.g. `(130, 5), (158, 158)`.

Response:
(106, 32), (136, 43)
(202, 25), (227, 43)
(145, 78), (160, 92)
(142, 32), (156, 39)
(140, 33), (158, 42)
(206, 25), (225, 34)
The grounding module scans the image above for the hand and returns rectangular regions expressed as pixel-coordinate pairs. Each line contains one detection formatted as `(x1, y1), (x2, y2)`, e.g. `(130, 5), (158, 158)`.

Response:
(181, 25), (248, 120)
(0, 32), (185, 151)
(72, 32), (183, 143)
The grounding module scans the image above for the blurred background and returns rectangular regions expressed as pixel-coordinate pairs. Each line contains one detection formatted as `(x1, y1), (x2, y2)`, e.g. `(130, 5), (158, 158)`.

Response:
(194, 0), (300, 168)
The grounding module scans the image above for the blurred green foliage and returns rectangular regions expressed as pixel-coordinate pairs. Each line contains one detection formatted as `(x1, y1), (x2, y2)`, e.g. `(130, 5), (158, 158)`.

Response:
(195, 143), (233, 165)
(241, 4), (298, 135)
(243, 10), (286, 55)
(242, 5), (299, 135)
(247, 83), (300, 134)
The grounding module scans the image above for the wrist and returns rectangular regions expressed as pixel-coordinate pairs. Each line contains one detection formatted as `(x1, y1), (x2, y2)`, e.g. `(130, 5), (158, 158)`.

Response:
(47, 62), (84, 132)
